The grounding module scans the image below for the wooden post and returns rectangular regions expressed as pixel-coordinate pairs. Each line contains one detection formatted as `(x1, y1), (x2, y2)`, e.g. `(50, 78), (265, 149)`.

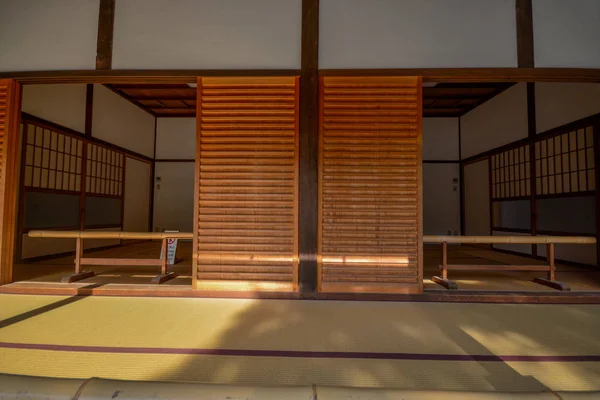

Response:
(0, 79), (21, 285)
(527, 83), (538, 257)
(594, 125), (600, 269)
(547, 243), (555, 281)
(515, 0), (535, 68)
(298, 0), (320, 295)
(96, 0), (116, 70)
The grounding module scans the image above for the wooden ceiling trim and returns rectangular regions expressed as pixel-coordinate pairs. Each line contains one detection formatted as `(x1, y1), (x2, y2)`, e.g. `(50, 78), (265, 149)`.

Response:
(4, 68), (600, 85)
(106, 81), (516, 119)
(103, 85), (157, 117)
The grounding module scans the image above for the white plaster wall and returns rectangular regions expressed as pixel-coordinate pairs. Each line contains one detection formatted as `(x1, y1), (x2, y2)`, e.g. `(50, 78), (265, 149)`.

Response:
(156, 118), (196, 159)
(533, 0), (600, 68)
(423, 118), (459, 160)
(0, 0), (99, 72)
(92, 85), (155, 157)
(461, 83), (528, 159)
(423, 163), (460, 235)
(153, 162), (195, 233)
(123, 158), (152, 232)
(535, 83), (600, 134)
(464, 160), (490, 236)
(320, 0), (517, 68)
(21, 84), (87, 133)
(112, 0), (301, 69)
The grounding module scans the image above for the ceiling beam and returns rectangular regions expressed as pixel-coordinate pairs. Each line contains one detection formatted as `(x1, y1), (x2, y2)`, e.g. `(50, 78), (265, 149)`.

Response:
(6, 68), (600, 85)
(103, 84), (157, 117)
(96, 0), (115, 70)
(132, 97), (197, 101)
(516, 0), (535, 68)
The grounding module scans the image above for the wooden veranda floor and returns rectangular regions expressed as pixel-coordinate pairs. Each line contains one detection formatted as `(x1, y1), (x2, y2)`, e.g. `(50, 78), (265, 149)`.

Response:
(0, 242), (600, 293)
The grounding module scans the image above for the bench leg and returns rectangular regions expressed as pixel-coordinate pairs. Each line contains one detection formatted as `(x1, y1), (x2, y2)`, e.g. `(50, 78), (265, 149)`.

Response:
(151, 238), (177, 284)
(61, 237), (95, 283)
(432, 275), (458, 290)
(151, 272), (178, 284)
(432, 242), (458, 289)
(532, 243), (570, 291)
(61, 271), (96, 283)
(532, 277), (571, 291)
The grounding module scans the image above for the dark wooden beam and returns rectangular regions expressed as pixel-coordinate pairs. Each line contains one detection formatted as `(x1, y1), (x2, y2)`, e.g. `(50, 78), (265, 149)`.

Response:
(516, 0), (535, 68)
(299, 0), (319, 295)
(527, 82), (538, 256)
(6, 68), (600, 84)
(96, 0), (116, 70)
(594, 124), (600, 268)
(85, 84), (94, 136)
(458, 84), (515, 117)
(133, 97), (197, 101)
(459, 117), (465, 235)
(103, 84), (157, 117)
(149, 118), (157, 232)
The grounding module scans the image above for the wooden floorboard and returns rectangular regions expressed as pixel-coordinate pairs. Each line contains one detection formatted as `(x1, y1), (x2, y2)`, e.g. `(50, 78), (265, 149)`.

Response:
(4, 242), (600, 302)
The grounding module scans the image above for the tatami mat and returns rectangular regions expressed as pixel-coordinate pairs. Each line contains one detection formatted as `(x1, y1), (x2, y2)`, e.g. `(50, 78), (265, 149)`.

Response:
(0, 294), (599, 391)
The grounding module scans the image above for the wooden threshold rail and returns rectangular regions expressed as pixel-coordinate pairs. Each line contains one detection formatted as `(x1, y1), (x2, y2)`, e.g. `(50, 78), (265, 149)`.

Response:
(28, 231), (193, 284)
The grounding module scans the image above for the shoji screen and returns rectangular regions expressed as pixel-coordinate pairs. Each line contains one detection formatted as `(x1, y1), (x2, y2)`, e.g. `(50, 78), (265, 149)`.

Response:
(195, 77), (299, 292)
(319, 76), (423, 294)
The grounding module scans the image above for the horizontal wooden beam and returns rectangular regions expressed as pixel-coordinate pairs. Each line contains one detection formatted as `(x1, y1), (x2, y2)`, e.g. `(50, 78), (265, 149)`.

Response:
(3, 68), (600, 84)
(21, 112), (154, 163)
(103, 84), (157, 117)
(135, 97), (196, 101)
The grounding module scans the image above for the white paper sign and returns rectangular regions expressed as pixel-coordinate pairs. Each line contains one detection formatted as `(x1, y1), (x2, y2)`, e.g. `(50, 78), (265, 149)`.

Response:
(160, 230), (179, 265)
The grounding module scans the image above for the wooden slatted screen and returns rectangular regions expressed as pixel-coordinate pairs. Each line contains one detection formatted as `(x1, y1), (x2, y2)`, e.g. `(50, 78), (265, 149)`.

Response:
(194, 77), (299, 292)
(319, 76), (423, 294)
(0, 79), (21, 284)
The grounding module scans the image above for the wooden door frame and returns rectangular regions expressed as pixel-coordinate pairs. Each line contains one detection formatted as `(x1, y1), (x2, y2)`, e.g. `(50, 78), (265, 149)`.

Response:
(3, 67), (600, 84)
(0, 79), (22, 285)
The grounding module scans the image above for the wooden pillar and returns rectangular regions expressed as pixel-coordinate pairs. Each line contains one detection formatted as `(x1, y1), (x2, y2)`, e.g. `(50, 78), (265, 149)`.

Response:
(459, 117), (465, 235)
(594, 125), (600, 268)
(517, 0), (537, 255)
(96, 0), (116, 70)
(0, 79), (22, 285)
(527, 83), (538, 256)
(516, 0), (535, 68)
(298, 0), (319, 294)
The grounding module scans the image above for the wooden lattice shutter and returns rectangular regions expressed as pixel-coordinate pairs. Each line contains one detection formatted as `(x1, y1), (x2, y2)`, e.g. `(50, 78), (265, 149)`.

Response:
(0, 79), (21, 284)
(194, 77), (299, 292)
(319, 76), (423, 294)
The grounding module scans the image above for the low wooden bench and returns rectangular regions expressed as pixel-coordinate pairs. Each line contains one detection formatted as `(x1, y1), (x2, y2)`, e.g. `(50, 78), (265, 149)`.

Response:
(27, 231), (194, 284)
(423, 235), (597, 291)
